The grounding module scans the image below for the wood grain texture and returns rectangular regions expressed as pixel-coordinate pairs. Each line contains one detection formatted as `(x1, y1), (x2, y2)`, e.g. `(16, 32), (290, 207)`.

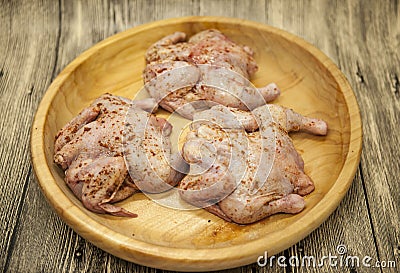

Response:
(0, 0), (399, 272)
(0, 0), (61, 271)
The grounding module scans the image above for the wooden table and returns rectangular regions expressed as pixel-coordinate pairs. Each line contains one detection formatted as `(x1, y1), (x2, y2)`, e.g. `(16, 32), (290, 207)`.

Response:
(1, 1), (399, 272)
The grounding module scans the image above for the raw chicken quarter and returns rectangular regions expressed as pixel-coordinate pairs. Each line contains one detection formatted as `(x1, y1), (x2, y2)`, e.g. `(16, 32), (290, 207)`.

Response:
(179, 104), (327, 224)
(143, 29), (281, 119)
(53, 93), (185, 217)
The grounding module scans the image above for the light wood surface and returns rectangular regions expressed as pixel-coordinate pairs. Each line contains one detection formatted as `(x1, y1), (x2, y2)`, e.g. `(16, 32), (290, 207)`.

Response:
(1, 1), (399, 273)
(30, 16), (362, 271)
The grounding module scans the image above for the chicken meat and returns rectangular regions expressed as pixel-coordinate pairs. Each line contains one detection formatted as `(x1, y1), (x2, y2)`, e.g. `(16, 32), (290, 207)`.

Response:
(178, 104), (327, 224)
(143, 29), (280, 119)
(54, 93), (185, 217)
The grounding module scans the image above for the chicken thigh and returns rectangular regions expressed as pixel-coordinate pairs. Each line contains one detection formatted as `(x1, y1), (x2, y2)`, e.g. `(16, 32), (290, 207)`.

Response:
(143, 30), (280, 119)
(178, 104), (327, 224)
(54, 93), (185, 217)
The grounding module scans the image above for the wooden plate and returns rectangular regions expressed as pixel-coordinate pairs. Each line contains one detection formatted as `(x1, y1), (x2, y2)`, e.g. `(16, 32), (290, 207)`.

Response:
(31, 16), (362, 271)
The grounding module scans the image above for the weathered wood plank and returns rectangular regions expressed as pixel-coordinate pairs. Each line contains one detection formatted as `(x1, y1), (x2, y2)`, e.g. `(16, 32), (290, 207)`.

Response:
(321, 1), (400, 272)
(261, 1), (384, 272)
(0, 0), (61, 271)
(2, 0), (128, 271)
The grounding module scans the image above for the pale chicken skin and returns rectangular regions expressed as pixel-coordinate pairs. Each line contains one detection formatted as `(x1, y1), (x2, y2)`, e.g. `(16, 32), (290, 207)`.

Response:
(178, 104), (327, 224)
(143, 30), (280, 119)
(54, 93), (184, 217)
